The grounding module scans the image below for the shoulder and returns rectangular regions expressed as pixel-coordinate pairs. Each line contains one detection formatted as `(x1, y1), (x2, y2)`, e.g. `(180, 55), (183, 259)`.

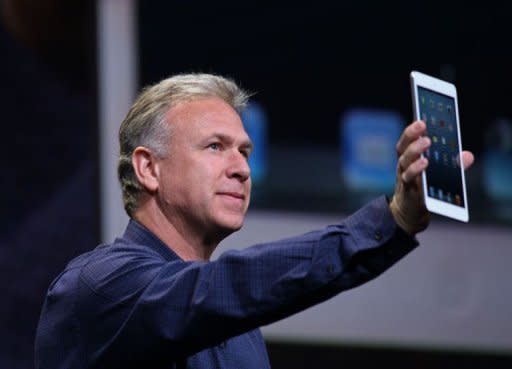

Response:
(69, 239), (173, 302)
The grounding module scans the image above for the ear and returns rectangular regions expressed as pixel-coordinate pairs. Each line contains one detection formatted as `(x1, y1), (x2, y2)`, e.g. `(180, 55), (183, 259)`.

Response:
(132, 146), (159, 193)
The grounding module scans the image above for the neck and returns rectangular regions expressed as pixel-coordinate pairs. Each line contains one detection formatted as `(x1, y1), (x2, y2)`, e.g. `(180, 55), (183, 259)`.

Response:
(133, 201), (218, 261)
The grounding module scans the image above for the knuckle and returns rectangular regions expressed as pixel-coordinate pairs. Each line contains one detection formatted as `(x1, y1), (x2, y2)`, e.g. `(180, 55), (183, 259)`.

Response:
(398, 155), (406, 170)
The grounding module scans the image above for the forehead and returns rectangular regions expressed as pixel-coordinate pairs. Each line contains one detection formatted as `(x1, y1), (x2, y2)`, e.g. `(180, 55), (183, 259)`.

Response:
(166, 97), (247, 137)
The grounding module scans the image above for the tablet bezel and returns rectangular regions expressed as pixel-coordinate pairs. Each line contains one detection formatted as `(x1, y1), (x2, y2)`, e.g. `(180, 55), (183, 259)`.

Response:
(410, 70), (469, 222)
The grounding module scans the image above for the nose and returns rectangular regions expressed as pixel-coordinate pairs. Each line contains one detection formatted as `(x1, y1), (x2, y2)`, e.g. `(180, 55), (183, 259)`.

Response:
(226, 150), (251, 182)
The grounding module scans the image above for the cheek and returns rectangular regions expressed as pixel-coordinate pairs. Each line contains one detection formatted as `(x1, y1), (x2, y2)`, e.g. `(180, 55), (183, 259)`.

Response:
(159, 161), (195, 199)
(163, 154), (224, 199)
(186, 159), (223, 199)
(198, 157), (225, 181)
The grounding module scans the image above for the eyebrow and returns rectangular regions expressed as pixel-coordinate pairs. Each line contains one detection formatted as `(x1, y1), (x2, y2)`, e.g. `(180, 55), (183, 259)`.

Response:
(210, 133), (254, 151)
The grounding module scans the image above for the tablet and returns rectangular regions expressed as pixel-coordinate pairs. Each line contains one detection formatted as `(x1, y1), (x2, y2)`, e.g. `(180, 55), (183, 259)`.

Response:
(410, 71), (469, 222)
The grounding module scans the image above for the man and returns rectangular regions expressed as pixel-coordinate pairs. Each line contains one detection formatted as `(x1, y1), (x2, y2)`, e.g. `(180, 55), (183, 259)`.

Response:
(35, 73), (474, 368)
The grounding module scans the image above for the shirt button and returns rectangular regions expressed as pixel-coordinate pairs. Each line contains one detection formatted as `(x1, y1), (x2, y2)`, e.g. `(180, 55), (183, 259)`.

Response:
(374, 231), (382, 241)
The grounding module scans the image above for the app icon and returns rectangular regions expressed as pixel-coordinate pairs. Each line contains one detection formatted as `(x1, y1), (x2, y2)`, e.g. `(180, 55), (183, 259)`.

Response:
(482, 119), (512, 210)
(429, 186), (435, 197)
(438, 189), (444, 200)
(438, 102), (443, 111)
(451, 155), (458, 168)
(441, 136), (446, 145)
(440, 120), (445, 128)
(455, 194), (462, 205)
(446, 192), (452, 203)
(240, 101), (268, 185)
(340, 108), (405, 192)
(434, 150), (439, 161)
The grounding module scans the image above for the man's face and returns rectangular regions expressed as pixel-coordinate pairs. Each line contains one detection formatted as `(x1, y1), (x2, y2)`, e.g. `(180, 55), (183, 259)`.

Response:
(155, 97), (252, 240)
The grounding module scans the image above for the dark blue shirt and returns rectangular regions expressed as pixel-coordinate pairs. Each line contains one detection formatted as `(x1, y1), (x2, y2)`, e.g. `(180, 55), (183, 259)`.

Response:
(35, 196), (418, 368)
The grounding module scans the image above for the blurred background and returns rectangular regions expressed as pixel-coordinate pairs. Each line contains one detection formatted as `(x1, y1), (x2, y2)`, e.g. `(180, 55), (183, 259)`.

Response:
(1, 1), (511, 368)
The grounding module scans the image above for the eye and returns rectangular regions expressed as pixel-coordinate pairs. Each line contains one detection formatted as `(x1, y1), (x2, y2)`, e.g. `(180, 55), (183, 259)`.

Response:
(208, 142), (221, 151)
(240, 149), (251, 160)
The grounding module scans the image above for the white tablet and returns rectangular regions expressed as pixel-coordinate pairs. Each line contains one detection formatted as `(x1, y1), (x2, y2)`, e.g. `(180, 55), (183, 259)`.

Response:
(410, 71), (469, 222)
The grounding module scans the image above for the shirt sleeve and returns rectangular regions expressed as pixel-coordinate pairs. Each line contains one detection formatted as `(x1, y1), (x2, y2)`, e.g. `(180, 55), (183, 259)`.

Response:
(75, 196), (418, 364)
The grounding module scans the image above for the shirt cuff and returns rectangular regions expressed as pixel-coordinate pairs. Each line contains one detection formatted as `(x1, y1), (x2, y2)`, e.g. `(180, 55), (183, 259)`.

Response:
(343, 195), (419, 274)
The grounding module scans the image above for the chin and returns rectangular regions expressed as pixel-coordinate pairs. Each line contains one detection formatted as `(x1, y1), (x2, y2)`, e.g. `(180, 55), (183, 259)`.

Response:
(216, 214), (245, 233)
(223, 219), (244, 232)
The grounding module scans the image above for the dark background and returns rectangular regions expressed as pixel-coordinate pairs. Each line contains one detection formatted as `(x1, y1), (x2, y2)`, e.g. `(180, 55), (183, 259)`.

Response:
(139, 0), (512, 223)
(0, 1), (511, 368)
(0, 1), (98, 368)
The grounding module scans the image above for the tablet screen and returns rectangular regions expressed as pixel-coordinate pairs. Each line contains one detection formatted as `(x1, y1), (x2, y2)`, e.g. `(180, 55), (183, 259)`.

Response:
(417, 86), (465, 207)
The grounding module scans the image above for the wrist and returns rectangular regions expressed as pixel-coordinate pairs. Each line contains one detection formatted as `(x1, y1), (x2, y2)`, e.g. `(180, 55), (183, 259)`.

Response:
(389, 196), (430, 236)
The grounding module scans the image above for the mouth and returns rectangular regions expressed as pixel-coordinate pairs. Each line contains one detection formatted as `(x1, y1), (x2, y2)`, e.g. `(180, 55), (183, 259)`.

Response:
(218, 192), (246, 200)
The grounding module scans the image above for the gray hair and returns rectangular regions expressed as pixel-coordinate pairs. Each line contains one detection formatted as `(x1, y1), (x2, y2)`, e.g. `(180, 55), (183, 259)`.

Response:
(118, 73), (250, 216)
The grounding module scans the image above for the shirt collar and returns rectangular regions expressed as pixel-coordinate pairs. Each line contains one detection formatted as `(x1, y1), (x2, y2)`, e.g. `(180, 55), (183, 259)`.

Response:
(122, 219), (182, 262)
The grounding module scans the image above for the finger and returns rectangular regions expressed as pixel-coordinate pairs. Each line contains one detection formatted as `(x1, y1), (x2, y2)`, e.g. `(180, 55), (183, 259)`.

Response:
(402, 156), (428, 183)
(396, 120), (427, 155)
(398, 136), (431, 173)
(461, 151), (474, 170)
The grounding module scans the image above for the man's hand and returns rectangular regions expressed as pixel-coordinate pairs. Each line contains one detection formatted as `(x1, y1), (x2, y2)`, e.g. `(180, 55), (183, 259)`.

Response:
(389, 120), (474, 235)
